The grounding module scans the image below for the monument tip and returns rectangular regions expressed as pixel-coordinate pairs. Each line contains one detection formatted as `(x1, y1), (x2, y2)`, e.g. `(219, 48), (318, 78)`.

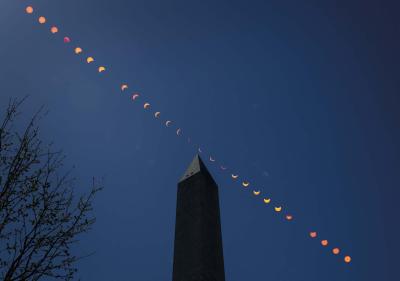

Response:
(179, 154), (204, 182)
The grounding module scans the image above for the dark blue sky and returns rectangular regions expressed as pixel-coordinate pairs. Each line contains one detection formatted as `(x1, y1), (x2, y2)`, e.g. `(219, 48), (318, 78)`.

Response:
(1, 0), (399, 280)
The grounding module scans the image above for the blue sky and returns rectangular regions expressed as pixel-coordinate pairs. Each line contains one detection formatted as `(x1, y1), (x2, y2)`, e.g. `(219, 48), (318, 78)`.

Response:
(1, 0), (399, 280)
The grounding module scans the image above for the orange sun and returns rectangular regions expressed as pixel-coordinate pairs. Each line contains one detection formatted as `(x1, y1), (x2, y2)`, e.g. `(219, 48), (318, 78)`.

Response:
(26, 6), (33, 14)
(50, 26), (58, 34)
(38, 16), (46, 24)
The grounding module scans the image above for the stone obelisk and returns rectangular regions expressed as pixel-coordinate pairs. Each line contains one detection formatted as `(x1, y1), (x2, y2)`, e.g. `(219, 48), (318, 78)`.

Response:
(172, 155), (226, 281)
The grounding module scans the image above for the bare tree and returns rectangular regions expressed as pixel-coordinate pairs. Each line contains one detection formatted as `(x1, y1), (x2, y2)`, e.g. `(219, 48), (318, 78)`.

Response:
(0, 98), (101, 281)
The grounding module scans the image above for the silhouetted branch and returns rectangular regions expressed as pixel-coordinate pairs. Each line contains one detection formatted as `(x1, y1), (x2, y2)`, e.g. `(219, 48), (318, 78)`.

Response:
(0, 98), (101, 281)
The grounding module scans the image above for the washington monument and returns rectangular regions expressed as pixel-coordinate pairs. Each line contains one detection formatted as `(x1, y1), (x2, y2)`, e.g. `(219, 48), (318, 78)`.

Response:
(172, 155), (226, 281)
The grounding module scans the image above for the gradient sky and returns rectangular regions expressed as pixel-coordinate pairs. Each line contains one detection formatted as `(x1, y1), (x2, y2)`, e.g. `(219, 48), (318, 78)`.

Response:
(1, 0), (399, 280)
